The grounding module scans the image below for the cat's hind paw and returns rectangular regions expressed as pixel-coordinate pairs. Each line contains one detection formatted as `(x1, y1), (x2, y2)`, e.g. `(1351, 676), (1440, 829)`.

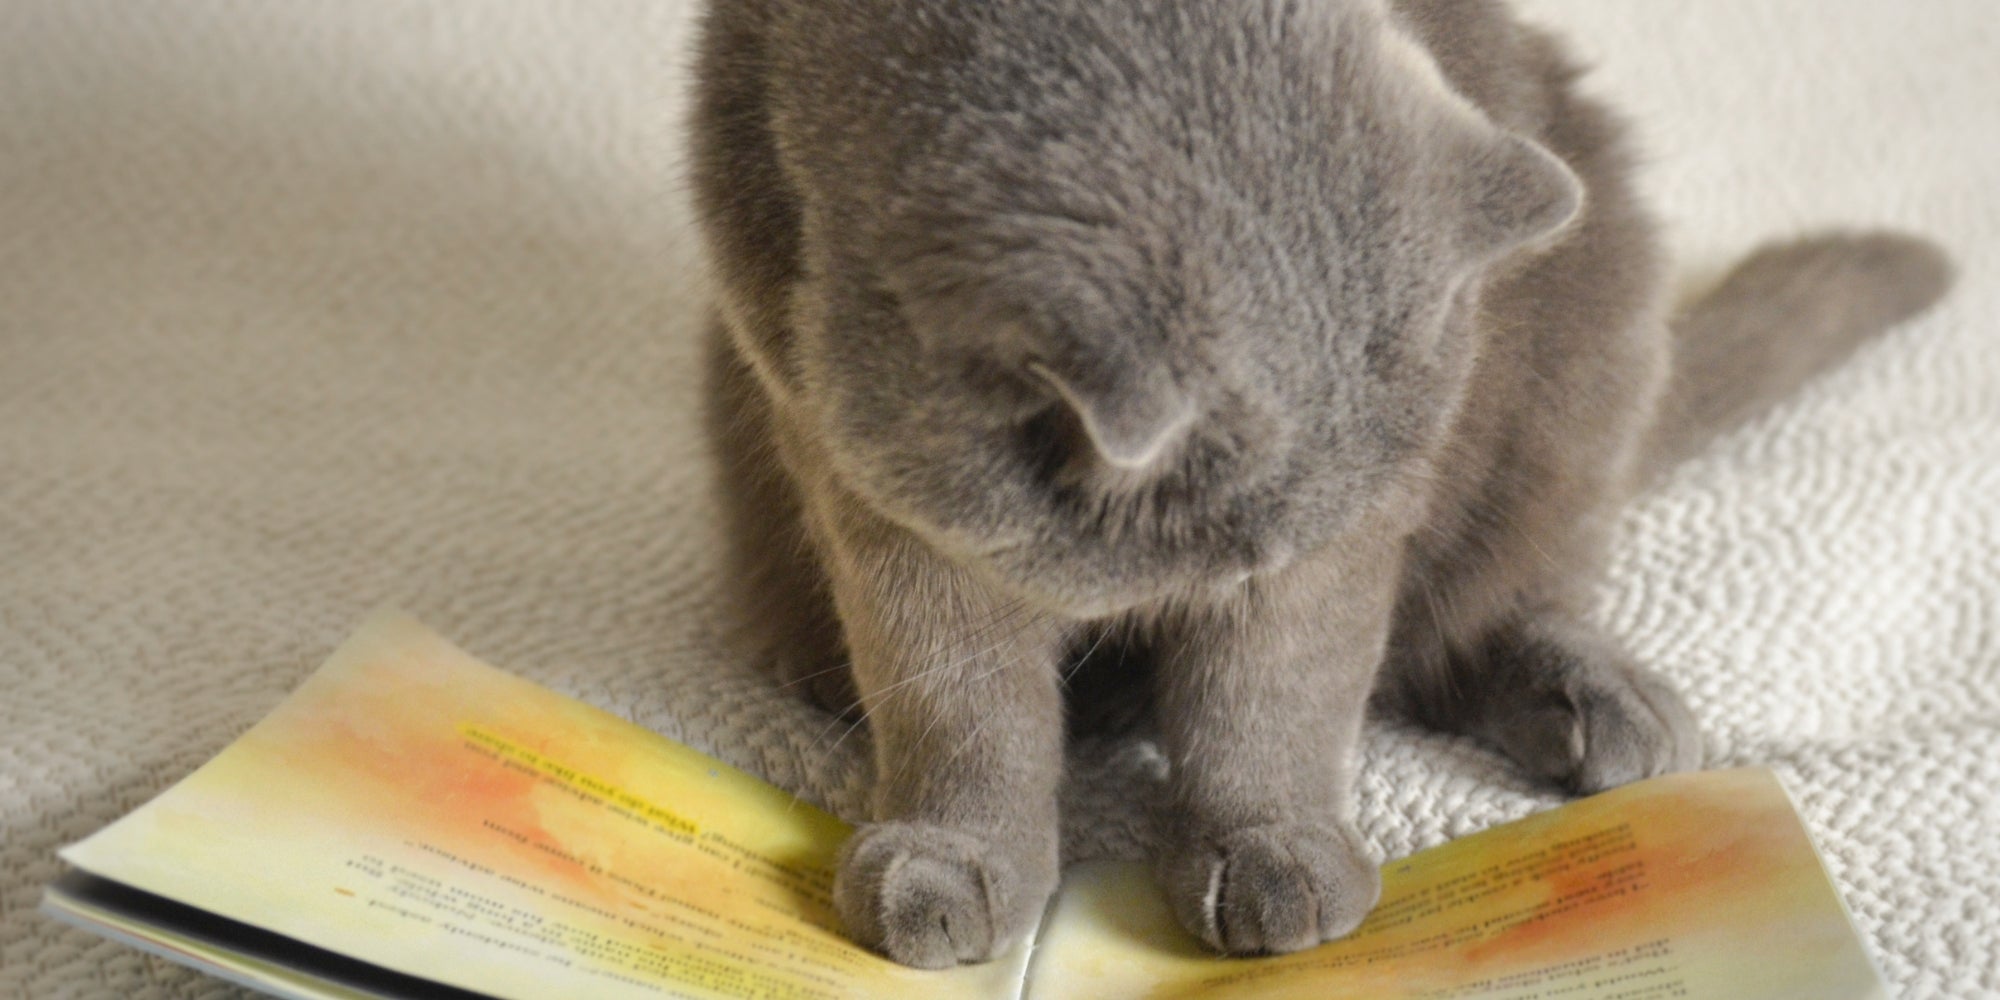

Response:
(1537, 660), (1701, 794)
(833, 821), (1052, 968)
(1158, 821), (1380, 955)
(1482, 625), (1704, 794)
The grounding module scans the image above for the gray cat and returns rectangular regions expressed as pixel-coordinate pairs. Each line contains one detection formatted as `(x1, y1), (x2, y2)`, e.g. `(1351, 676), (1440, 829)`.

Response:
(689, 0), (1953, 968)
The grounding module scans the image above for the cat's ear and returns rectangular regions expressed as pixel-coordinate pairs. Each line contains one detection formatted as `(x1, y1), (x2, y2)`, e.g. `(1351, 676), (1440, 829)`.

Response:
(1028, 354), (1193, 470)
(1451, 130), (1584, 259)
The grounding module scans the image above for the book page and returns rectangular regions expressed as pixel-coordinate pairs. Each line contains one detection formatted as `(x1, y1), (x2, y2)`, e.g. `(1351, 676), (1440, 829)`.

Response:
(57, 611), (1026, 1000)
(43, 874), (430, 1000)
(1025, 769), (1886, 1000)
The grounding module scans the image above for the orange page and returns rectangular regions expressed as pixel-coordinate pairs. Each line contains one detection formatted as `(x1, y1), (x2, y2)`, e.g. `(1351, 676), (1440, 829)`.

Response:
(55, 611), (1025, 1000)
(1025, 769), (1887, 1000)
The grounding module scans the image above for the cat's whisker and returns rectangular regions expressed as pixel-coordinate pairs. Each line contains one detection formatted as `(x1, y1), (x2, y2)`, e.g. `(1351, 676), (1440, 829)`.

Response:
(815, 597), (1042, 758)
(792, 594), (1024, 726)
(1416, 577), (1462, 706)
(1060, 623), (1113, 690)
(876, 605), (1058, 787)
(889, 651), (1031, 789)
(777, 657), (855, 690)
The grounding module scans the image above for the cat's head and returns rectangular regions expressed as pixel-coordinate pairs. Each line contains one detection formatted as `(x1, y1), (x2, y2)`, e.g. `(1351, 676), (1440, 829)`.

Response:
(789, 1), (1580, 617)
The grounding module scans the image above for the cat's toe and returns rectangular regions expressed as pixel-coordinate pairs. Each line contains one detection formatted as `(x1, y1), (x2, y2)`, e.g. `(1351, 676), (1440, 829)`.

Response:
(1158, 821), (1379, 955)
(833, 821), (1048, 968)
(1505, 662), (1702, 794)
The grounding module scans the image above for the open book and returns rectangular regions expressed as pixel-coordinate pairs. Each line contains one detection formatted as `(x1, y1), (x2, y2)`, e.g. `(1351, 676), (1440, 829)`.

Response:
(44, 612), (1888, 999)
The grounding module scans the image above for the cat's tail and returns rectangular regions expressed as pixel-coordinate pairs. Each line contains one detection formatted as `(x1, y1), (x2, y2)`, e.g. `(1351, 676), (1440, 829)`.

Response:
(1644, 230), (1954, 474)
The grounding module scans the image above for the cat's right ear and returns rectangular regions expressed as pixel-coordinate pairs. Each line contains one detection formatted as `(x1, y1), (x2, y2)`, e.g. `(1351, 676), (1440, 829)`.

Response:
(1450, 130), (1584, 260)
(1027, 353), (1194, 471)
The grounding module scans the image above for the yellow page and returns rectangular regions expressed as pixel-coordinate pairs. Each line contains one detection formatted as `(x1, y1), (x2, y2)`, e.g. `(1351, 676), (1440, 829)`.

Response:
(60, 611), (1025, 1000)
(1027, 769), (1886, 1000)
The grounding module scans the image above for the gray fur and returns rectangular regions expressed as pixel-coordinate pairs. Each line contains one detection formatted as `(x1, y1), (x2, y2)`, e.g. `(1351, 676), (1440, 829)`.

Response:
(689, 0), (1952, 966)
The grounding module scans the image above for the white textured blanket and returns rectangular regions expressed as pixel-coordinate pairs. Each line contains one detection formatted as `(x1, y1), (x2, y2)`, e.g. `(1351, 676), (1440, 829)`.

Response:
(3, 1), (1994, 996)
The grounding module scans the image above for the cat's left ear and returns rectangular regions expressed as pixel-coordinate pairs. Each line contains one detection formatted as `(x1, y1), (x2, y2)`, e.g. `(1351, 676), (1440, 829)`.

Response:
(1451, 130), (1584, 259)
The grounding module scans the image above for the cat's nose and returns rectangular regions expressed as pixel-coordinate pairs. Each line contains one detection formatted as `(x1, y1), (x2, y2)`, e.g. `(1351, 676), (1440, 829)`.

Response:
(1233, 535), (1295, 582)
(1216, 539), (1293, 594)
(1256, 538), (1296, 576)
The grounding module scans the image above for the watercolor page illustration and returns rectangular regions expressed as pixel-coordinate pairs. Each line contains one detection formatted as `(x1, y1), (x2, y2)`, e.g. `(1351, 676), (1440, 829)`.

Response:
(1024, 766), (1888, 1000)
(48, 611), (1027, 1000)
(46, 612), (1886, 999)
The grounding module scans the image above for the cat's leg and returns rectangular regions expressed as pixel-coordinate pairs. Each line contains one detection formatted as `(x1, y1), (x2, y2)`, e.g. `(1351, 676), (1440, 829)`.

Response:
(704, 320), (859, 715)
(820, 522), (1069, 968)
(1148, 533), (1398, 955)
(1388, 608), (1702, 794)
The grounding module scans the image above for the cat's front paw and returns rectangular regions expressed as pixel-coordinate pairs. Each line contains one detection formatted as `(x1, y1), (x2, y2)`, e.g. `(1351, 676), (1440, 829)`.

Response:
(834, 821), (1054, 968)
(1157, 821), (1380, 955)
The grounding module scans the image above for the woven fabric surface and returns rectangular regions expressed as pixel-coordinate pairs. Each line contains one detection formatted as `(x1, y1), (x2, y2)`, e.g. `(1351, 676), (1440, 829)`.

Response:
(2, 1), (1994, 996)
